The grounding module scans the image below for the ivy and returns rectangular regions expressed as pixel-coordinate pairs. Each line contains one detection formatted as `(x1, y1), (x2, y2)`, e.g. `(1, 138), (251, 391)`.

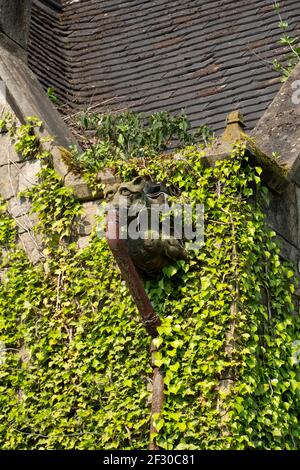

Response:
(23, 167), (82, 249)
(0, 117), (299, 449)
(12, 117), (42, 160)
(0, 200), (17, 248)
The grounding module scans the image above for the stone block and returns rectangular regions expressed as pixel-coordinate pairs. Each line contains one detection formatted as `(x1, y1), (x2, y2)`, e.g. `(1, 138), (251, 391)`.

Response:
(0, 98), (16, 120)
(64, 172), (102, 201)
(0, 162), (23, 200)
(18, 159), (41, 192)
(78, 201), (100, 236)
(18, 231), (42, 265)
(277, 236), (299, 288)
(77, 236), (90, 250)
(0, 40), (80, 183)
(252, 62), (300, 186)
(0, 0), (32, 50)
(15, 212), (38, 235)
(51, 146), (69, 180)
(266, 183), (298, 248)
(0, 134), (22, 166)
(96, 168), (121, 186)
(7, 196), (31, 218)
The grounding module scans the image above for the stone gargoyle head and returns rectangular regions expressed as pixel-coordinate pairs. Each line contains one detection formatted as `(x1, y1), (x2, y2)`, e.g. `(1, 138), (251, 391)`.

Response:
(104, 176), (186, 276)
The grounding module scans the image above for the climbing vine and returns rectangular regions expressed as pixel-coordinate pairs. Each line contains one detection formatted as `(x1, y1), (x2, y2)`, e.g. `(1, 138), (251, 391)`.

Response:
(273, 1), (300, 81)
(0, 117), (299, 449)
(61, 110), (214, 174)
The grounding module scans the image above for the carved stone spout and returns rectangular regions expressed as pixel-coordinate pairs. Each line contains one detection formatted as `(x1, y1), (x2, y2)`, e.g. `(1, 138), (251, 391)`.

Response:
(105, 176), (187, 276)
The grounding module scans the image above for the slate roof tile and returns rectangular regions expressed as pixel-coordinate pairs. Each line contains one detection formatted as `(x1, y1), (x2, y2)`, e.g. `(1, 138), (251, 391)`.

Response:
(29, 0), (300, 132)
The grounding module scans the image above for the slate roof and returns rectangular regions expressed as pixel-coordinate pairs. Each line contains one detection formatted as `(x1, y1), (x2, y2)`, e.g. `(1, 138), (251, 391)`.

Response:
(29, 0), (300, 133)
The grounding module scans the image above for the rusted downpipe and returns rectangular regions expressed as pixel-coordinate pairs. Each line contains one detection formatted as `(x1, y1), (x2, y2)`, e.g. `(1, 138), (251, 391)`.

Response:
(106, 207), (164, 449)
(149, 341), (165, 450)
(106, 207), (161, 337)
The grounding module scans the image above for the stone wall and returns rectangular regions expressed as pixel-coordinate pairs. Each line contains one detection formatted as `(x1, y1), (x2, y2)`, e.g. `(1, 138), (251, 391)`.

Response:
(0, 25), (102, 263)
(0, 96), (101, 263)
(0, 0), (32, 59)
(1, 0), (300, 288)
(0, 98), (42, 263)
(253, 63), (300, 282)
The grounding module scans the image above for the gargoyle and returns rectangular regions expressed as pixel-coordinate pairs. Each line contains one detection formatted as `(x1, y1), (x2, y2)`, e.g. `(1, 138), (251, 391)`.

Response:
(105, 176), (186, 276)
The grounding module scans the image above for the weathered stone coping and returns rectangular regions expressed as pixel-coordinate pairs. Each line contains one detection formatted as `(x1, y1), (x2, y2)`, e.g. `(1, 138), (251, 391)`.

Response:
(252, 62), (300, 188)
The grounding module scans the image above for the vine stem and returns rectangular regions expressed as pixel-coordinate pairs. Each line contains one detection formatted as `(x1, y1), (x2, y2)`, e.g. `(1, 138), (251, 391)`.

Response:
(217, 208), (239, 436)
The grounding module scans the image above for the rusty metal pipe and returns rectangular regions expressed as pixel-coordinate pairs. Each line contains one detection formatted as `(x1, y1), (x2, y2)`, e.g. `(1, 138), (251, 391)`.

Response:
(106, 207), (161, 337)
(106, 207), (164, 449)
